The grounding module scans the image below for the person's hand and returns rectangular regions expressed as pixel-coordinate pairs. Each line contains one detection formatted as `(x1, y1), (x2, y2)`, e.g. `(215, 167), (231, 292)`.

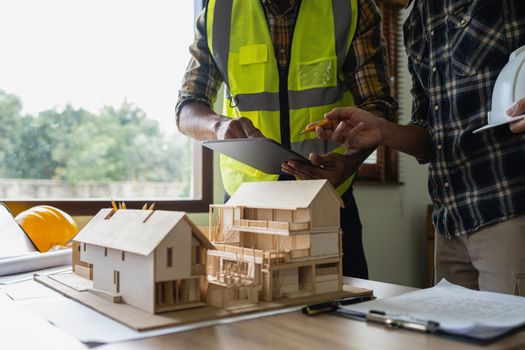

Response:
(507, 96), (525, 133)
(281, 153), (360, 189)
(316, 107), (386, 149)
(215, 116), (264, 139)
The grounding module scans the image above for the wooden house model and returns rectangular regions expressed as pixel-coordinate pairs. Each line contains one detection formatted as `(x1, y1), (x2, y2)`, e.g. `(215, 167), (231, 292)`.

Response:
(73, 209), (213, 314)
(206, 179), (344, 307)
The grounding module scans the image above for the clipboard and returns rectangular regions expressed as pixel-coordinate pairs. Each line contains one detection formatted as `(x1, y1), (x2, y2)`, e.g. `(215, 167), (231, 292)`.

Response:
(334, 279), (525, 344)
(202, 138), (311, 175)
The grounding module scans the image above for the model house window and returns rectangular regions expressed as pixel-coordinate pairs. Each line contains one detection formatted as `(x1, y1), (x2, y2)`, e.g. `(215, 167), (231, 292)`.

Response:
(167, 247), (173, 268)
(192, 245), (201, 265)
(83, 243), (86, 252)
(104, 248), (108, 257)
(0, 0), (212, 215)
(113, 270), (120, 293)
(121, 251), (126, 261)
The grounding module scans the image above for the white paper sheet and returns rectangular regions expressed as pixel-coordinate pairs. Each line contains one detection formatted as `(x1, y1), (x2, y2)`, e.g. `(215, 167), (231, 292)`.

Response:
(0, 292), (85, 350)
(18, 295), (302, 344)
(0, 265), (71, 285)
(0, 279), (61, 300)
(0, 204), (37, 259)
(341, 279), (525, 340)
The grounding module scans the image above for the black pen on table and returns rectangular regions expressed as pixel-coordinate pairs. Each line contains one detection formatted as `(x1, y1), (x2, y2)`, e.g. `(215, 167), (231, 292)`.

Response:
(302, 296), (373, 316)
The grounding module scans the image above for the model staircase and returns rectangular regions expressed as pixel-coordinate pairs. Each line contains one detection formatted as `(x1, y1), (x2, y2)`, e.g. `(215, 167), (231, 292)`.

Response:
(219, 226), (237, 244)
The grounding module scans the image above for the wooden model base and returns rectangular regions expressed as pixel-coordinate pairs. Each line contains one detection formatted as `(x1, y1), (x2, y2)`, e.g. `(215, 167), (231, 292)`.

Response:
(35, 273), (372, 331)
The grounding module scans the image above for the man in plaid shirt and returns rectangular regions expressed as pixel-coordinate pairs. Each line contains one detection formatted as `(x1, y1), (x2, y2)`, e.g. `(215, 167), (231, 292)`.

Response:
(311, 0), (525, 294)
(176, 0), (397, 278)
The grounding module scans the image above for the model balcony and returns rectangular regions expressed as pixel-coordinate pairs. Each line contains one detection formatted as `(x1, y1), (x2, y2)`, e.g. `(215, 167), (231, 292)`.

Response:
(231, 219), (310, 236)
(208, 244), (265, 264)
(209, 244), (311, 266)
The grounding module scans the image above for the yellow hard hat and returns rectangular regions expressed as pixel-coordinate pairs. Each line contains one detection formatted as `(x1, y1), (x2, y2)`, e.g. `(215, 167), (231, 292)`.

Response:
(15, 205), (78, 252)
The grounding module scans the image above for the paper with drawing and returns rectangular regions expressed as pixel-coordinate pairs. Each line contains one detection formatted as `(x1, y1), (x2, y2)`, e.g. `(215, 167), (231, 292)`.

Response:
(341, 279), (525, 340)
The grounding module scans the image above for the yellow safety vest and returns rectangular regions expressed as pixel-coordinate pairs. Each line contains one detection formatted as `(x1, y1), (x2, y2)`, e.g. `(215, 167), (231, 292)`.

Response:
(206, 0), (359, 195)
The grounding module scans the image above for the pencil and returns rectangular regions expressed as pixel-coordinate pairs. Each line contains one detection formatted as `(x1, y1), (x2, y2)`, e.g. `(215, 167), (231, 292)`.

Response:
(299, 118), (336, 134)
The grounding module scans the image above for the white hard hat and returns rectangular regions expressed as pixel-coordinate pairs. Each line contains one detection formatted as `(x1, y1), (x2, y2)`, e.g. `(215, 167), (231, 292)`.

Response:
(473, 45), (525, 134)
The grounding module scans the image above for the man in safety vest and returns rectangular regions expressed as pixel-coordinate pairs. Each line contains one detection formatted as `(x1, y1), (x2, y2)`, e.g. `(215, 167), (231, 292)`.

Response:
(176, 0), (397, 278)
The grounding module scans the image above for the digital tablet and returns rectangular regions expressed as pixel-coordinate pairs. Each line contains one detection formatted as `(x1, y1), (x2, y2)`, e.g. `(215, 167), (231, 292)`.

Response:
(202, 138), (311, 175)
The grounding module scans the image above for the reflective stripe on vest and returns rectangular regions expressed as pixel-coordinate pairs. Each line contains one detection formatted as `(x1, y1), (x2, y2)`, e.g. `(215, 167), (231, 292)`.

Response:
(234, 85), (346, 112)
(207, 0), (359, 196)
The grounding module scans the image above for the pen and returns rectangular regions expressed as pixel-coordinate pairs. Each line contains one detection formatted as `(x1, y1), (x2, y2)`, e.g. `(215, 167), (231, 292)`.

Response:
(299, 118), (337, 134)
(365, 310), (440, 333)
(302, 296), (373, 316)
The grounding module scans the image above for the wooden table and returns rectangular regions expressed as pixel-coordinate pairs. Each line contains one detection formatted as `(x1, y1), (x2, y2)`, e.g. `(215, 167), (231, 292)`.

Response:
(94, 278), (525, 350)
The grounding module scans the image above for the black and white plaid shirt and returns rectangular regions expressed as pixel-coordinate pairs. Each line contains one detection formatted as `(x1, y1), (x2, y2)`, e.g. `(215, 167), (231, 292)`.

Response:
(404, 0), (525, 238)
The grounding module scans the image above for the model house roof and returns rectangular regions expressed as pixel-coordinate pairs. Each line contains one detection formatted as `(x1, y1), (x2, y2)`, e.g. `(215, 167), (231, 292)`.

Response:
(226, 179), (344, 210)
(74, 209), (213, 256)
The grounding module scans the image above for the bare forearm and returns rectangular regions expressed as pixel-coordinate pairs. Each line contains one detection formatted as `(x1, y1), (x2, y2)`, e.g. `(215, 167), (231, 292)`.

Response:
(178, 102), (223, 141)
(381, 120), (431, 160)
(179, 101), (264, 140)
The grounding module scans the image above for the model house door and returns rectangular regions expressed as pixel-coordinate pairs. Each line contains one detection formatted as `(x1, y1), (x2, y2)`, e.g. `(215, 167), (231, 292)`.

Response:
(114, 270), (120, 293)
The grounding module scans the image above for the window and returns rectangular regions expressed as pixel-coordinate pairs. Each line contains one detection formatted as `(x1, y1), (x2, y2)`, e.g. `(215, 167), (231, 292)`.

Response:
(121, 251), (126, 261)
(0, 0), (212, 215)
(357, 0), (402, 183)
(167, 247), (173, 268)
(104, 248), (108, 257)
(192, 245), (201, 265)
(114, 270), (120, 293)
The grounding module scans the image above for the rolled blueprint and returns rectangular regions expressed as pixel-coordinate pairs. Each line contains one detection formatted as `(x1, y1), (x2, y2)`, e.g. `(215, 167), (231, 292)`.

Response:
(0, 249), (71, 276)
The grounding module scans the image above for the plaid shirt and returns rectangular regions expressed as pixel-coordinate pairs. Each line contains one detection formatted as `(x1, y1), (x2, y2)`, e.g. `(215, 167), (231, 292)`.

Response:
(176, 0), (397, 122)
(405, 0), (525, 238)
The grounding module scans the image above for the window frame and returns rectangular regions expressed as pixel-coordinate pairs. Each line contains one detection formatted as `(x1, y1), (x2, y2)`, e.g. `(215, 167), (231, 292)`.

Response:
(2, 0), (212, 216)
(3, 147), (213, 215)
(355, 0), (402, 184)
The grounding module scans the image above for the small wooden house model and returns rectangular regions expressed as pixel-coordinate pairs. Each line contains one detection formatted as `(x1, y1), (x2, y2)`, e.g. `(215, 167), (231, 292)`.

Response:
(73, 209), (213, 314)
(207, 179), (344, 307)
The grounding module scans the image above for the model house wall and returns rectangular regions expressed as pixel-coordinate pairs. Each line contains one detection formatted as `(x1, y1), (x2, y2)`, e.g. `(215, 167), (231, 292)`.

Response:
(310, 233), (339, 257)
(81, 242), (155, 312)
(207, 180), (344, 307)
(309, 186), (340, 230)
(73, 208), (213, 314)
(155, 220), (192, 281)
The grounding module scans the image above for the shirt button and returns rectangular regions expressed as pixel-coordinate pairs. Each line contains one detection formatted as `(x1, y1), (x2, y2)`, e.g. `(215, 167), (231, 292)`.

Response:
(460, 18), (467, 27)
(434, 105), (440, 111)
(437, 144), (443, 150)
(430, 30), (435, 36)
(432, 66), (437, 73)
(444, 181), (450, 188)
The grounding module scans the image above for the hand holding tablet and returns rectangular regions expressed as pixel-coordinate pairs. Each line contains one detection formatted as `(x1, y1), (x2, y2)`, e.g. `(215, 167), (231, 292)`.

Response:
(202, 138), (311, 175)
